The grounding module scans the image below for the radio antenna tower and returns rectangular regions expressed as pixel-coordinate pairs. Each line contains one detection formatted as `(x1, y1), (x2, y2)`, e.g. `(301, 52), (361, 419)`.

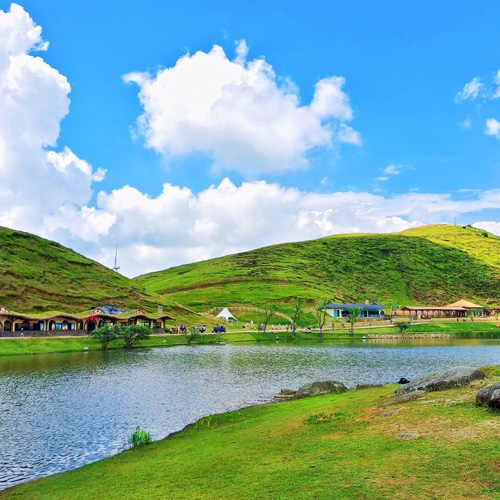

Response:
(112, 245), (120, 272)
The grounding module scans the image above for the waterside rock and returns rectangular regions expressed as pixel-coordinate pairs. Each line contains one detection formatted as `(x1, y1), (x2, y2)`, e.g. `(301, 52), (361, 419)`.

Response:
(476, 382), (500, 410)
(394, 366), (485, 395)
(356, 383), (384, 390)
(294, 381), (347, 399)
(274, 388), (297, 400)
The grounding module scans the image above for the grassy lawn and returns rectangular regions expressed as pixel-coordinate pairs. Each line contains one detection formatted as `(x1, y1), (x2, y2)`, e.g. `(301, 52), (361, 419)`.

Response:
(4, 369), (500, 499)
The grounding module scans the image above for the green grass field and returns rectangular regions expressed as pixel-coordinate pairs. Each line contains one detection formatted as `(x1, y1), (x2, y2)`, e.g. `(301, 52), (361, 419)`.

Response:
(4, 368), (500, 499)
(135, 225), (500, 319)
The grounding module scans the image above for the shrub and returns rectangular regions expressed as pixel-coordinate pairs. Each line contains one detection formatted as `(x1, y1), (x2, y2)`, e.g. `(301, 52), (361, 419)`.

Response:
(394, 321), (410, 333)
(117, 324), (152, 349)
(88, 324), (118, 350)
(185, 327), (201, 345)
(129, 425), (152, 447)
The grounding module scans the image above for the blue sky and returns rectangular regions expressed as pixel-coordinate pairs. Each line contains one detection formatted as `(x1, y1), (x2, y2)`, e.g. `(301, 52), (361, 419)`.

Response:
(1, 1), (500, 275)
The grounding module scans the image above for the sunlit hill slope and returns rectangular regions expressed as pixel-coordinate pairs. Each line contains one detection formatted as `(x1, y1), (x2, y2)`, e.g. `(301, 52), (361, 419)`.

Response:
(135, 225), (500, 316)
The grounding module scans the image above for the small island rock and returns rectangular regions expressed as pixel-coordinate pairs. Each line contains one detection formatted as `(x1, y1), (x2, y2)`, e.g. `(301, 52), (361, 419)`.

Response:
(394, 366), (485, 394)
(294, 381), (347, 399)
(476, 382), (500, 410)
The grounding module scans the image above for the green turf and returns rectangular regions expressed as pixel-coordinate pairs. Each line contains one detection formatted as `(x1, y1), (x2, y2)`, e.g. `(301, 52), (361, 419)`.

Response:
(135, 225), (500, 319)
(0, 226), (202, 323)
(4, 371), (500, 499)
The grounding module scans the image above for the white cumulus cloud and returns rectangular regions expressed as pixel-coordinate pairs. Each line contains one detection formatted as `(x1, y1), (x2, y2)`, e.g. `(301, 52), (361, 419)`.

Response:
(455, 77), (482, 102)
(0, 3), (104, 235)
(485, 118), (500, 138)
(124, 41), (360, 177)
(50, 179), (500, 277)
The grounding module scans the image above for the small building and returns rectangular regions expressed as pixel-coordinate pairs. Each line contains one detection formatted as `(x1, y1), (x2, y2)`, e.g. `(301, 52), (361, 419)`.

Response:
(321, 301), (386, 319)
(400, 299), (484, 319)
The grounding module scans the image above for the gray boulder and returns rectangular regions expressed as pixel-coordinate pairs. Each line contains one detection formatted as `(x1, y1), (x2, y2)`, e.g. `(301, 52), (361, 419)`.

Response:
(476, 382), (500, 410)
(294, 381), (347, 399)
(356, 383), (384, 390)
(382, 390), (425, 406)
(394, 366), (485, 394)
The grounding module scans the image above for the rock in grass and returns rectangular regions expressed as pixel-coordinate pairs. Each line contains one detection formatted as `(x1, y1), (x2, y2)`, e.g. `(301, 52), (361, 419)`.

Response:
(274, 389), (297, 400)
(394, 366), (485, 394)
(476, 382), (500, 410)
(294, 381), (347, 399)
(382, 391), (425, 406)
(356, 383), (384, 390)
(396, 433), (420, 440)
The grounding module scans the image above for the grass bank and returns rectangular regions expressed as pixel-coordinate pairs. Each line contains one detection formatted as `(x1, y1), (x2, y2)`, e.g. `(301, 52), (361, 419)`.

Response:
(2, 322), (500, 356)
(4, 368), (500, 499)
(0, 333), (260, 356)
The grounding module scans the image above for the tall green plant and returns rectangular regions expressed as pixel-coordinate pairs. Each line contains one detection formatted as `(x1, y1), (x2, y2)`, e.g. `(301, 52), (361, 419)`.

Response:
(185, 327), (201, 345)
(348, 307), (362, 336)
(129, 425), (152, 447)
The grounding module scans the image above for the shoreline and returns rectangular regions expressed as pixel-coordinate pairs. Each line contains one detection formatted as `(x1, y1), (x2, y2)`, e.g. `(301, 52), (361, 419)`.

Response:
(1, 329), (500, 357)
(2, 368), (500, 499)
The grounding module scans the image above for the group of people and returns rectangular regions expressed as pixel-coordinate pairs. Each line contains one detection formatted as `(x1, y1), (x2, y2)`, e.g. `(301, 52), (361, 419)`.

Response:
(172, 324), (207, 334)
(257, 323), (295, 332)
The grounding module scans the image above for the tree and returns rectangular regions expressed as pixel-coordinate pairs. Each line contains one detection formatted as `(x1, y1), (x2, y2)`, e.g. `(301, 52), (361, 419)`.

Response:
(262, 303), (278, 336)
(348, 307), (362, 336)
(185, 326), (201, 345)
(316, 301), (329, 337)
(467, 310), (475, 331)
(394, 321), (410, 334)
(117, 324), (152, 349)
(88, 324), (118, 350)
(291, 298), (304, 338)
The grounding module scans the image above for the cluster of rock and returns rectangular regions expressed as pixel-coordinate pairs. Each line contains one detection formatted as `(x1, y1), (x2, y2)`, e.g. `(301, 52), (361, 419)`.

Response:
(276, 365), (500, 410)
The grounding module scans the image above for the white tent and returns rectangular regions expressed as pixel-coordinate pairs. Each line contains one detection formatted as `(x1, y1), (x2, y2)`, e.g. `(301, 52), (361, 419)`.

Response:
(215, 307), (238, 322)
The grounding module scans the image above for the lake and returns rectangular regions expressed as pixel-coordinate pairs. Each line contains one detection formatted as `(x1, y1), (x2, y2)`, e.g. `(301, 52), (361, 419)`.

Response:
(1, 339), (500, 490)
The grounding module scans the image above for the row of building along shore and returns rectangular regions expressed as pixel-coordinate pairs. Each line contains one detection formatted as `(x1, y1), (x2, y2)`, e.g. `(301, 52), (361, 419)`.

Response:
(0, 299), (498, 337)
(0, 306), (175, 337)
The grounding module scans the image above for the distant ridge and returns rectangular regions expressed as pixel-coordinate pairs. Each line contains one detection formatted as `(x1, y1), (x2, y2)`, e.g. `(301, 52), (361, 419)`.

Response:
(134, 224), (500, 317)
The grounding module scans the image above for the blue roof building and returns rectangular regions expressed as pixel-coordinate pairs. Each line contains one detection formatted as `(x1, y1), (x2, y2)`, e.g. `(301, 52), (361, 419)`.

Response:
(321, 301), (386, 319)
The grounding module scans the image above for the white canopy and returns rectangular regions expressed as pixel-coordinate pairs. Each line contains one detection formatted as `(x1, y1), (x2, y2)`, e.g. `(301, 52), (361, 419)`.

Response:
(215, 307), (238, 322)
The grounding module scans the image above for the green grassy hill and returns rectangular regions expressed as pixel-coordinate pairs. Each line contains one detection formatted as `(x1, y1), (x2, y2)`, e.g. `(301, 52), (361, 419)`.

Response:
(135, 224), (500, 317)
(0, 227), (190, 317)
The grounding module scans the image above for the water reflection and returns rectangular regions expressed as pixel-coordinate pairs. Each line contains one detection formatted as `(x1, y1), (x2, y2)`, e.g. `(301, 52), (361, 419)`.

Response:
(1, 340), (500, 489)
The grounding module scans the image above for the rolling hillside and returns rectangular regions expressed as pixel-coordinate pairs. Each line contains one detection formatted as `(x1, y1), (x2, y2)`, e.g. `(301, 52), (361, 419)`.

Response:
(0, 227), (187, 316)
(135, 225), (500, 316)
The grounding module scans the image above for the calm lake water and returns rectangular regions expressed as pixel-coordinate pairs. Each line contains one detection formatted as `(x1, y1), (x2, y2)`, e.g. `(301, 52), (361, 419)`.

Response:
(1, 339), (500, 490)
